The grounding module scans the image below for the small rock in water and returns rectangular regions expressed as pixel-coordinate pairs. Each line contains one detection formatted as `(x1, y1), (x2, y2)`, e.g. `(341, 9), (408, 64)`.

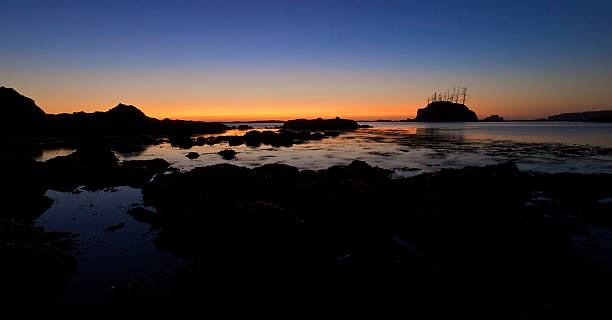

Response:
(105, 222), (126, 232)
(218, 149), (237, 160)
(186, 152), (200, 159)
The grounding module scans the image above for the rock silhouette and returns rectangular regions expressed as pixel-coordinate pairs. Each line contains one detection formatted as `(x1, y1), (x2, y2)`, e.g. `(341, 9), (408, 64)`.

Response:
(482, 114), (504, 121)
(0, 87), (228, 137)
(283, 117), (360, 130)
(186, 152), (200, 159)
(218, 149), (237, 159)
(415, 101), (478, 122)
(0, 86), (46, 120)
(546, 110), (612, 122)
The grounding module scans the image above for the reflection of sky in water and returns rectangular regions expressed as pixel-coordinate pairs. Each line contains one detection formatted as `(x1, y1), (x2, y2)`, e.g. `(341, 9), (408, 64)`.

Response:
(33, 122), (612, 175)
(36, 187), (185, 309)
(102, 122), (612, 176)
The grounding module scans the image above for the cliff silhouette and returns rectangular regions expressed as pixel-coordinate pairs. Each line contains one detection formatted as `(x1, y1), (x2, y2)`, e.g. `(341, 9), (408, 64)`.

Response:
(0, 87), (46, 119)
(0, 87), (227, 137)
(415, 101), (478, 122)
(546, 110), (612, 122)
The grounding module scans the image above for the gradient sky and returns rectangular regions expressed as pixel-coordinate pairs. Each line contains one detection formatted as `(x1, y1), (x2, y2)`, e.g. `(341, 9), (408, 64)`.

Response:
(2, 0), (612, 120)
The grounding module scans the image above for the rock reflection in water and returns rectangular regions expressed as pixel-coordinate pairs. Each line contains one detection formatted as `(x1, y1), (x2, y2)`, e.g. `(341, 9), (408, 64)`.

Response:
(95, 122), (612, 176)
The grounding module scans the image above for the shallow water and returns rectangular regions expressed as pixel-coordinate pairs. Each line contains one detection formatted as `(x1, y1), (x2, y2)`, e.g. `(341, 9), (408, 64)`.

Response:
(40, 121), (607, 176)
(36, 187), (185, 309)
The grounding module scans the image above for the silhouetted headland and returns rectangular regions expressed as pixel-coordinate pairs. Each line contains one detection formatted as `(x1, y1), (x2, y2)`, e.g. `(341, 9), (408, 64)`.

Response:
(545, 110), (612, 122)
(0, 87), (228, 138)
(415, 101), (478, 122)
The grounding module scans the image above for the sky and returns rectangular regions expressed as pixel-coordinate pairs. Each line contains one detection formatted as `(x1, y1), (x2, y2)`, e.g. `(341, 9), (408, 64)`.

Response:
(2, 0), (612, 120)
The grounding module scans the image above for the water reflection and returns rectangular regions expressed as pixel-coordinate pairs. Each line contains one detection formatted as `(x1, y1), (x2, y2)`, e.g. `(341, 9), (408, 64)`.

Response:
(36, 186), (185, 310)
(34, 122), (612, 176)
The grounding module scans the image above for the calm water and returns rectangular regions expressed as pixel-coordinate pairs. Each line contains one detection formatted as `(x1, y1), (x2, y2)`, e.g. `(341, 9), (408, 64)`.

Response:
(33, 121), (612, 306)
(38, 121), (612, 175)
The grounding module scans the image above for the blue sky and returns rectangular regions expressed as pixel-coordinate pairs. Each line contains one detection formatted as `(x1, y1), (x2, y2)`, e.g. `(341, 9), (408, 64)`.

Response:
(2, 0), (611, 119)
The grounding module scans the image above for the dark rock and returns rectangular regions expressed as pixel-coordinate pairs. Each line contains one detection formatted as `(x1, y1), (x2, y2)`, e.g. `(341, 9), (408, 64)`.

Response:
(0, 87), (229, 138)
(546, 110), (612, 122)
(127, 207), (161, 226)
(119, 158), (173, 188)
(168, 135), (194, 149)
(482, 114), (504, 121)
(1, 220), (76, 308)
(186, 152), (200, 159)
(415, 101), (478, 122)
(132, 160), (612, 310)
(227, 136), (244, 146)
(310, 132), (324, 140)
(105, 222), (126, 232)
(0, 86), (46, 120)
(237, 125), (253, 130)
(0, 87), (47, 137)
(43, 147), (170, 190)
(254, 163), (301, 185)
(121, 158), (171, 173)
(218, 149), (237, 159)
(283, 117), (359, 130)
(0, 156), (52, 220)
(44, 145), (120, 190)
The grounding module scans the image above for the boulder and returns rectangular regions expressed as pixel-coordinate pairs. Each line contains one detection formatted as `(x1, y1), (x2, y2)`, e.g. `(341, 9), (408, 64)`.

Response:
(218, 149), (237, 160)
(186, 152), (200, 159)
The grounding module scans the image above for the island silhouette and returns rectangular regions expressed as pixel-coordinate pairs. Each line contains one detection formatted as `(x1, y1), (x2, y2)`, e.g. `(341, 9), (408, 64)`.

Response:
(415, 100), (479, 122)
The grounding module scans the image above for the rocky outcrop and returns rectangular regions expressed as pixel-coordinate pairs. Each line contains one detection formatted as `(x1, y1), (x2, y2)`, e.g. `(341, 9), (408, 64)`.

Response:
(283, 117), (360, 130)
(218, 149), (237, 159)
(482, 114), (504, 121)
(0, 86), (46, 120)
(0, 87), (228, 137)
(415, 101), (478, 122)
(186, 152), (200, 159)
(186, 130), (341, 149)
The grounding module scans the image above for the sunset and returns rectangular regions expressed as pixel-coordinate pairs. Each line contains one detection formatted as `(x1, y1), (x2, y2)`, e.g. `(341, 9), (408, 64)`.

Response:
(2, 0), (612, 316)
(3, 1), (611, 120)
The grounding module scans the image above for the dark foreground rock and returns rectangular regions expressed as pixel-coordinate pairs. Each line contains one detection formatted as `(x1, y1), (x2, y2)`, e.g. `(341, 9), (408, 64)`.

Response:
(0, 221), (76, 308)
(416, 101), (478, 122)
(133, 160), (612, 312)
(4, 148), (612, 313)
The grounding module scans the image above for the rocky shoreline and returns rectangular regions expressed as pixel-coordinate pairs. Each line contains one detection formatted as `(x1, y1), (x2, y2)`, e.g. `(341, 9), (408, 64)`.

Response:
(2, 146), (612, 313)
